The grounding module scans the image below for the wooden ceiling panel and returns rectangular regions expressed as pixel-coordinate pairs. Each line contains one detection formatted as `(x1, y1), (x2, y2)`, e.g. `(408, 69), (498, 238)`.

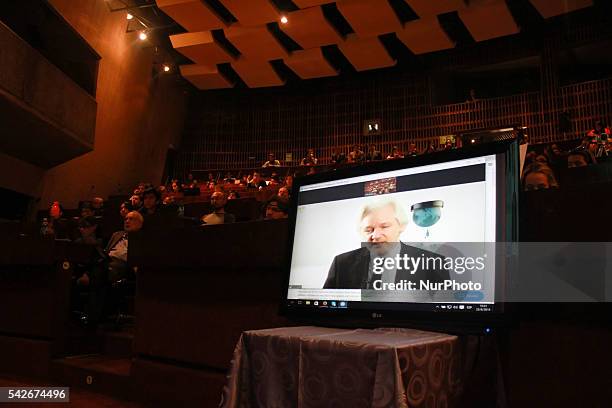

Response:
(336, 0), (402, 37)
(156, 0), (225, 31)
(404, 0), (466, 17)
(396, 17), (454, 55)
(284, 48), (338, 79)
(280, 6), (343, 49)
(170, 32), (234, 65)
(528, 0), (592, 18)
(337, 34), (396, 71)
(225, 25), (288, 60)
(459, 0), (519, 42)
(231, 59), (285, 88)
(180, 65), (233, 90)
(293, 0), (333, 8)
(219, 0), (280, 26)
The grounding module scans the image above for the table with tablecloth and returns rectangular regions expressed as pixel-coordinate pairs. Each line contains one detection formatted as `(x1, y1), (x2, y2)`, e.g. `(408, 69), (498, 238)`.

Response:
(220, 326), (476, 408)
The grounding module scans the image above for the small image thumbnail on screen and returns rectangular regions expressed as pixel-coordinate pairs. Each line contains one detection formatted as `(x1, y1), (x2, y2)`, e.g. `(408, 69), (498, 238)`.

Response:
(364, 177), (397, 196)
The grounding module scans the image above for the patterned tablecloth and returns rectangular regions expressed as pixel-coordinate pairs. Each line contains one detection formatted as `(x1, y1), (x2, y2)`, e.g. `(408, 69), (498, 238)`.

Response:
(220, 326), (470, 408)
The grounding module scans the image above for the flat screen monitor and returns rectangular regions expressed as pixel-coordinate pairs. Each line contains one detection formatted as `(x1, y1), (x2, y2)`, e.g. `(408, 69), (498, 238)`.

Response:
(281, 140), (519, 333)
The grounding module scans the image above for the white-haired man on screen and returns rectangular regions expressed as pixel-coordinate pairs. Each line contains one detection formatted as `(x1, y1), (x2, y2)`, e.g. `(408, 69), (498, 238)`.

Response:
(323, 198), (448, 289)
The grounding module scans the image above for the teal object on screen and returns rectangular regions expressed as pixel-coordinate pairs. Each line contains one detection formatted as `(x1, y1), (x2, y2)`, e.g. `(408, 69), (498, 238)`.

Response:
(412, 207), (442, 228)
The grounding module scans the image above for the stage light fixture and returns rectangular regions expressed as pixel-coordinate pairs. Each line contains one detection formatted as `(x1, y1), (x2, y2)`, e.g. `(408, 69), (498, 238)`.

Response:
(139, 31), (148, 41)
(127, 13), (133, 20)
(280, 15), (288, 24)
(163, 64), (171, 72)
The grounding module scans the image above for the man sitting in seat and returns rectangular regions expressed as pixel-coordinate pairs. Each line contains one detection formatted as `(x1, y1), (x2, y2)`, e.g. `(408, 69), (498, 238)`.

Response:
(106, 211), (143, 283)
(201, 191), (235, 225)
(248, 172), (268, 189)
(264, 196), (289, 220)
(301, 149), (318, 166)
(262, 153), (281, 168)
(140, 187), (161, 217)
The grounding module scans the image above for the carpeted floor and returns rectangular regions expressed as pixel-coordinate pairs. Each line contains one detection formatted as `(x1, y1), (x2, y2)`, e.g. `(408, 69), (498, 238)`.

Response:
(0, 375), (141, 407)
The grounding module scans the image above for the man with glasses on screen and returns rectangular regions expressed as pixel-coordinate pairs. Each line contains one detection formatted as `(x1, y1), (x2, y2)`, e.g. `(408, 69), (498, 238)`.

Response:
(323, 198), (448, 290)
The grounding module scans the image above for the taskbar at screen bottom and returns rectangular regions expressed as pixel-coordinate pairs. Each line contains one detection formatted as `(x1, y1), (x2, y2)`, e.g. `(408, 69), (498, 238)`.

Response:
(285, 299), (495, 313)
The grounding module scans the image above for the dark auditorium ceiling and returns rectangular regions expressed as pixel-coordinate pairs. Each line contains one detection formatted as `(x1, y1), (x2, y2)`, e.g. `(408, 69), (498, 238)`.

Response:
(154, 0), (594, 89)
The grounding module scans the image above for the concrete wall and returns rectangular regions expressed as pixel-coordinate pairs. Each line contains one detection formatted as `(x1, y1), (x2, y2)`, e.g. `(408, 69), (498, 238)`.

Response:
(34, 0), (188, 208)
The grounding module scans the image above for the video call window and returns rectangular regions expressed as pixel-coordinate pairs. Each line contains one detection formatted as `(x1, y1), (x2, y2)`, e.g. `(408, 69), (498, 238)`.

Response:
(287, 155), (498, 310)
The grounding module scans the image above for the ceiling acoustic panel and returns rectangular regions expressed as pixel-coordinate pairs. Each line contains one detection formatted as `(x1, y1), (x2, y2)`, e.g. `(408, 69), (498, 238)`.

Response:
(156, 0), (226, 31)
(231, 59), (285, 88)
(293, 0), (333, 8)
(180, 65), (233, 90)
(170, 32), (234, 65)
(280, 6), (343, 49)
(396, 17), (454, 55)
(528, 0), (592, 18)
(225, 25), (288, 60)
(284, 48), (338, 79)
(458, 0), (519, 42)
(404, 0), (466, 17)
(337, 34), (396, 71)
(336, 0), (402, 37)
(219, 0), (280, 26)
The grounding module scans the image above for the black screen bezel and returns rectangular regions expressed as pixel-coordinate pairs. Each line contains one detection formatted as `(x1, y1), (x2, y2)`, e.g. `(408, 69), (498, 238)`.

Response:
(279, 140), (519, 333)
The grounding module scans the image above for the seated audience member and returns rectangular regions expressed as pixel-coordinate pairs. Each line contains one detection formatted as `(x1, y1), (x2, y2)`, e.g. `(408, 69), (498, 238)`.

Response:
(407, 143), (419, 157)
(119, 201), (131, 219)
(130, 194), (142, 210)
(248, 172), (267, 189)
(134, 183), (145, 195)
(227, 191), (240, 200)
(264, 196), (289, 220)
(466, 88), (479, 102)
(348, 145), (364, 163)
(567, 149), (596, 168)
(277, 186), (290, 204)
(301, 149), (318, 166)
(535, 154), (549, 165)
(80, 201), (95, 218)
(170, 180), (181, 193)
(263, 153), (281, 168)
(140, 187), (161, 217)
(162, 195), (175, 205)
(106, 211), (143, 282)
(201, 191), (235, 225)
(522, 163), (559, 191)
(366, 144), (383, 161)
(73, 216), (104, 283)
(92, 197), (105, 216)
(284, 175), (294, 191)
(75, 216), (102, 247)
(386, 146), (405, 160)
(331, 149), (347, 164)
(71, 216), (106, 323)
(268, 172), (281, 185)
(425, 143), (436, 154)
(45, 201), (74, 239)
(587, 119), (611, 139)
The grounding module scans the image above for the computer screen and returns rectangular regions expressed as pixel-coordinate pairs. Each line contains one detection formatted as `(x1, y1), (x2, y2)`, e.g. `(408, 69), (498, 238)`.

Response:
(282, 141), (519, 329)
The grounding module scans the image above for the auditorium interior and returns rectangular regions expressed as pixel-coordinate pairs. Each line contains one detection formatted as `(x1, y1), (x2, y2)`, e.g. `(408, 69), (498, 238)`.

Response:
(1, 0), (612, 407)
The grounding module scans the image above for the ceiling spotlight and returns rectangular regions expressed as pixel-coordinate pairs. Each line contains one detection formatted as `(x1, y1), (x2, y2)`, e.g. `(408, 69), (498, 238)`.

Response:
(127, 13), (133, 20)
(471, 139), (476, 144)
(163, 64), (171, 72)
(280, 15), (288, 24)
(138, 31), (147, 41)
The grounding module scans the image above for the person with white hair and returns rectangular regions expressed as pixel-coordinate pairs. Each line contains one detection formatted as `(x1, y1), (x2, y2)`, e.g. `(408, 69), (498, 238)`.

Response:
(323, 198), (448, 289)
